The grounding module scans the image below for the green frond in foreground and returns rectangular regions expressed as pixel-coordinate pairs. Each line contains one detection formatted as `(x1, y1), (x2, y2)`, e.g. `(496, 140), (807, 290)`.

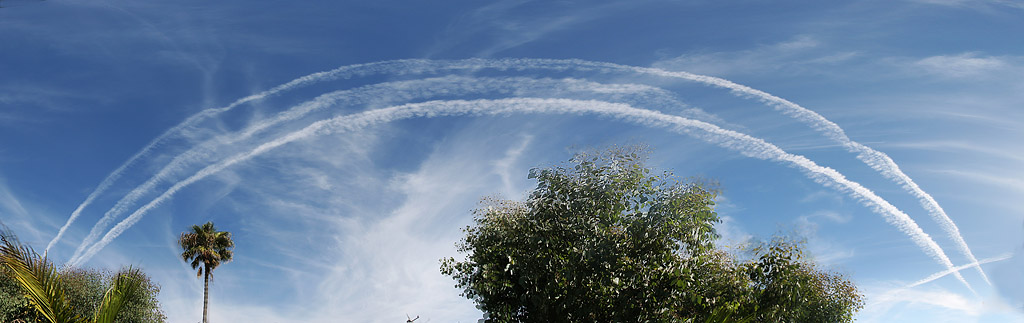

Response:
(0, 230), (83, 323)
(92, 268), (145, 323)
(1, 228), (148, 323)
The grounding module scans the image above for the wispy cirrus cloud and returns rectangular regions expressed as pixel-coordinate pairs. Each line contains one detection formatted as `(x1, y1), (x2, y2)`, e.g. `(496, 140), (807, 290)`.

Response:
(72, 96), (975, 294)
(867, 286), (986, 319)
(428, 0), (652, 57)
(929, 168), (1024, 193)
(911, 53), (1021, 79)
(653, 36), (860, 77)
(910, 0), (1024, 10)
(0, 176), (54, 246)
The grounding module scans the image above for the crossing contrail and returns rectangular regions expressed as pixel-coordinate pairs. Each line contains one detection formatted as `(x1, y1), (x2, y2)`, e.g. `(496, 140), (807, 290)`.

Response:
(907, 254), (1010, 289)
(66, 76), (709, 262)
(54, 58), (979, 284)
(47, 60), (495, 254)
(68, 97), (973, 293)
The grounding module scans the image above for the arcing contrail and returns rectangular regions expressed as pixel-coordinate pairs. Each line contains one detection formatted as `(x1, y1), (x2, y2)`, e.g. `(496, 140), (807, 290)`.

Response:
(68, 97), (974, 293)
(66, 76), (708, 262)
(485, 58), (989, 284)
(869, 253), (1011, 306)
(367, 58), (992, 284)
(57, 58), (978, 283)
(907, 254), (1010, 289)
(340, 58), (988, 284)
(47, 60), (495, 254)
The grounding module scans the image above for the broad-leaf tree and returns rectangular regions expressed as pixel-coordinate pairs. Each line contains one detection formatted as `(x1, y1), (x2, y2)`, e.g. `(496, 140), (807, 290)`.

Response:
(441, 147), (864, 322)
(179, 222), (234, 323)
(0, 229), (149, 323)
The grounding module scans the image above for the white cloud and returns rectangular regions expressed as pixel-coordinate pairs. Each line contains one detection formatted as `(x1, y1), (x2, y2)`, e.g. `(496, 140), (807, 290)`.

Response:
(0, 175), (54, 246)
(652, 36), (859, 77)
(162, 124), (537, 323)
(305, 130), (535, 322)
(910, 0), (1024, 10)
(868, 287), (984, 317)
(429, 0), (653, 57)
(799, 190), (846, 205)
(714, 215), (752, 248)
(492, 135), (533, 199)
(912, 53), (1012, 78)
(880, 140), (1024, 164)
(930, 168), (1024, 193)
(795, 210), (855, 266)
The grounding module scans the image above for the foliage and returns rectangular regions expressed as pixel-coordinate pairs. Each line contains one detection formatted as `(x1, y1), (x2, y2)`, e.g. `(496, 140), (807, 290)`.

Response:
(741, 237), (864, 322)
(441, 147), (864, 322)
(179, 221), (233, 323)
(0, 229), (164, 323)
(179, 222), (234, 279)
(1, 264), (40, 323)
(60, 269), (167, 323)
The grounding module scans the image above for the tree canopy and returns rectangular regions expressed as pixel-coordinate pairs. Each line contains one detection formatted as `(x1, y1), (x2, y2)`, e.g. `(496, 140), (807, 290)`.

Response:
(441, 147), (864, 322)
(179, 221), (234, 323)
(0, 229), (165, 323)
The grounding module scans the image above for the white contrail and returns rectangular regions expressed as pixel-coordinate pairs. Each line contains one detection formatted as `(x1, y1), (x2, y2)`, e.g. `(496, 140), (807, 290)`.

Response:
(59, 58), (979, 282)
(69, 98), (973, 293)
(44, 57), (770, 254)
(483, 58), (988, 284)
(299, 58), (988, 284)
(906, 254), (1011, 289)
(132, 60), (987, 284)
(447, 58), (988, 284)
(66, 76), (705, 262)
(47, 60), (486, 254)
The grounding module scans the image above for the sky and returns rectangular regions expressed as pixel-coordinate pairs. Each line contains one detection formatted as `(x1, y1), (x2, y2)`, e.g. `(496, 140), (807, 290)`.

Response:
(1, 0), (1023, 322)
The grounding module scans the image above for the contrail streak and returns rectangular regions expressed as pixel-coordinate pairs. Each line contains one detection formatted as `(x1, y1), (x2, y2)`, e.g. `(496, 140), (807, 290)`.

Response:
(69, 98), (973, 293)
(57, 58), (979, 282)
(67, 76), (707, 262)
(241, 58), (986, 283)
(477, 58), (989, 284)
(907, 254), (1010, 289)
(47, 60), (493, 254)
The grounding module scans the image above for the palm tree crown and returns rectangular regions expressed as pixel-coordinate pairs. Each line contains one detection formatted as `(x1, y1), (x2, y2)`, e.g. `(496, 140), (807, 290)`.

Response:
(179, 222), (234, 277)
(178, 221), (233, 323)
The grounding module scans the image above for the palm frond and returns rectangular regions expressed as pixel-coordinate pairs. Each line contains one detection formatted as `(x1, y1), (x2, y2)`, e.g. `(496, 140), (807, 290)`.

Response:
(0, 230), (84, 323)
(92, 267), (145, 323)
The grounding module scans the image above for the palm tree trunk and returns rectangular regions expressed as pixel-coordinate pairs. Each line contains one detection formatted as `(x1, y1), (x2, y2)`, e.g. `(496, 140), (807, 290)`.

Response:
(203, 267), (210, 323)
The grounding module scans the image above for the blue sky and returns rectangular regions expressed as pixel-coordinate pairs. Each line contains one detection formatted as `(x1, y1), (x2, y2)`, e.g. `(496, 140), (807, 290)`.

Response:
(1, 0), (1023, 322)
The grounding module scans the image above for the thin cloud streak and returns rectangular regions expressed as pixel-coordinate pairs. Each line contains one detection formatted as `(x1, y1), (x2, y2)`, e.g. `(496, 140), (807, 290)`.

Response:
(66, 76), (705, 262)
(48, 60), (492, 254)
(907, 254), (1011, 289)
(154, 59), (983, 282)
(569, 58), (990, 285)
(70, 98), (972, 293)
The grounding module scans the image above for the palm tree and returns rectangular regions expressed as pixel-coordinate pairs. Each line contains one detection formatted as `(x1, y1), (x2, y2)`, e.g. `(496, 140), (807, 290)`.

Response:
(178, 222), (233, 323)
(0, 229), (144, 323)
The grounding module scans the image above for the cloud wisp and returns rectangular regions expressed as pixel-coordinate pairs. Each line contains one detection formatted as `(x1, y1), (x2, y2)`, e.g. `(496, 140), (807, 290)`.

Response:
(68, 97), (973, 293)
(47, 60), (506, 254)
(56, 58), (978, 278)
(907, 254), (1012, 289)
(65, 75), (711, 263)
(150, 59), (984, 283)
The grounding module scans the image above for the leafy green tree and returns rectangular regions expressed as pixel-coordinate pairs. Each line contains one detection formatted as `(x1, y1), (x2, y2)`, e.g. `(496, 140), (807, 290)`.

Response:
(741, 237), (864, 322)
(179, 222), (234, 323)
(2, 259), (167, 323)
(0, 229), (149, 323)
(1, 265), (40, 323)
(58, 268), (166, 323)
(441, 147), (864, 322)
